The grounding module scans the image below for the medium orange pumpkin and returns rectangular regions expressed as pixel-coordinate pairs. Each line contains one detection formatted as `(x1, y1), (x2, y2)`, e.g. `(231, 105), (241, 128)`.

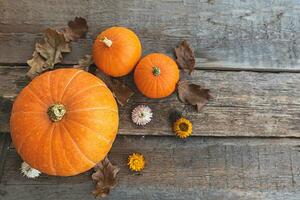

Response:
(134, 53), (180, 98)
(93, 27), (142, 77)
(10, 68), (119, 176)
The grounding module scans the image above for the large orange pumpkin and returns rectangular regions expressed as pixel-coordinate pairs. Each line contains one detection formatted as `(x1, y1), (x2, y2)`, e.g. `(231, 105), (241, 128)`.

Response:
(10, 68), (119, 176)
(134, 53), (180, 98)
(93, 27), (142, 77)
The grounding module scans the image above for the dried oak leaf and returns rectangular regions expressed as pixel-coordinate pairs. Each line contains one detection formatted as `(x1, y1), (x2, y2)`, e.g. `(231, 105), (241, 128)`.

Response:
(27, 28), (71, 78)
(95, 71), (134, 106)
(26, 52), (46, 78)
(108, 78), (135, 106)
(174, 40), (195, 75)
(74, 55), (93, 71)
(177, 80), (212, 112)
(62, 17), (88, 42)
(36, 28), (71, 66)
(92, 157), (120, 198)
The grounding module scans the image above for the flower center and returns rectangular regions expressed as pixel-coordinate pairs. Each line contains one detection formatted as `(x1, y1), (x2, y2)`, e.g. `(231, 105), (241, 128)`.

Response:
(179, 122), (189, 131)
(133, 159), (140, 165)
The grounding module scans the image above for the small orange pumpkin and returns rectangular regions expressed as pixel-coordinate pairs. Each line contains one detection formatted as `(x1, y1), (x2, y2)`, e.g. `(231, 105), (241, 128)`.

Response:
(93, 27), (142, 77)
(10, 69), (119, 176)
(134, 53), (179, 98)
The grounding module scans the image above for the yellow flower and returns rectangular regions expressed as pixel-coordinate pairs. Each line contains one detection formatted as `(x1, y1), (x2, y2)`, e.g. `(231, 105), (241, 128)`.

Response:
(173, 117), (193, 138)
(127, 153), (145, 172)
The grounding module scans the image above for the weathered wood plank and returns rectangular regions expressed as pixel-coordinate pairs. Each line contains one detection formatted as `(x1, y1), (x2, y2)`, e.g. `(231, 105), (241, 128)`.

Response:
(1, 66), (300, 137)
(1, 136), (300, 200)
(0, 0), (300, 71)
(0, 133), (10, 182)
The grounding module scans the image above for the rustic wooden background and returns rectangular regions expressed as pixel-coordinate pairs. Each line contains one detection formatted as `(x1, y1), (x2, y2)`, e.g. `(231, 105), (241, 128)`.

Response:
(1, 0), (300, 199)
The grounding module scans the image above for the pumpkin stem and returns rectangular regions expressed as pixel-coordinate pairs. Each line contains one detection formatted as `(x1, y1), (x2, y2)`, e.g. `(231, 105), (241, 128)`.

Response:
(152, 66), (161, 76)
(47, 103), (66, 122)
(101, 37), (113, 47)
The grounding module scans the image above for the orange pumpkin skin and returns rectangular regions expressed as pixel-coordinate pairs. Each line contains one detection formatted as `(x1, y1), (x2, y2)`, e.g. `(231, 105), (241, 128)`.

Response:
(134, 53), (180, 98)
(10, 69), (119, 176)
(93, 27), (142, 77)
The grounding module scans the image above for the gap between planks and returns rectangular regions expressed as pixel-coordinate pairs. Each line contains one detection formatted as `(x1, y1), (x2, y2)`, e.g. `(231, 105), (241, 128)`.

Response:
(1, 135), (300, 200)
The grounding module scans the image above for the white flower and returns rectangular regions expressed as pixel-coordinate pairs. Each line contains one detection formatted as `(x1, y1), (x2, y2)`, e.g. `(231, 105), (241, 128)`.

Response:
(20, 162), (41, 178)
(131, 105), (153, 125)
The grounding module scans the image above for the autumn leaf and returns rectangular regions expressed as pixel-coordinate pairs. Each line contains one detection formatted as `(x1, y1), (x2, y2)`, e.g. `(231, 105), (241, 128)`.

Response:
(95, 71), (135, 106)
(108, 78), (135, 106)
(92, 157), (120, 198)
(174, 40), (195, 75)
(26, 28), (71, 78)
(62, 17), (88, 42)
(74, 55), (93, 71)
(37, 28), (71, 66)
(177, 80), (212, 112)
(26, 52), (46, 78)
(26, 17), (88, 79)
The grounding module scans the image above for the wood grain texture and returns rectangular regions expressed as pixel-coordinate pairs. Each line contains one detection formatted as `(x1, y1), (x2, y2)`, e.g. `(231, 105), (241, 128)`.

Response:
(1, 66), (300, 137)
(0, 133), (10, 182)
(1, 136), (300, 200)
(0, 0), (300, 71)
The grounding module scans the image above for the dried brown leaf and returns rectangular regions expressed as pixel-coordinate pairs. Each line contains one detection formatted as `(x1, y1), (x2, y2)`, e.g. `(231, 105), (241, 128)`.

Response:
(62, 17), (88, 42)
(36, 28), (71, 65)
(174, 40), (195, 75)
(92, 157), (120, 198)
(26, 52), (46, 78)
(108, 78), (135, 106)
(95, 71), (135, 106)
(74, 55), (93, 71)
(177, 80), (212, 112)
(27, 28), (71, 78)
(26, 17), (88, 79)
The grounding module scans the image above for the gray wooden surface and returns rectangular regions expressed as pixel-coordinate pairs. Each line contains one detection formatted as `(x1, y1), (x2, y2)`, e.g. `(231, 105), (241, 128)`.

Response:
(1, 0), (300, 199)
(2, 136), (300, 200)
(0, 0), (300, 71)
(1, 66), (300, 137)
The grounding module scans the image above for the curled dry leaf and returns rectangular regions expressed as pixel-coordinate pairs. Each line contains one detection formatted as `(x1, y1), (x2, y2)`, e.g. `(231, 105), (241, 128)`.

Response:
(177, 80), (212, 112)
(61, 17), (88, 42)
(27, 28), (71, 78)
(92, 157), (120, 198)
(36, 28), (71, 66)
(95, 71), (134, 106)
(26, 52), (46, 78)
(108, 78), (135, 106)
(174, 40), (195, 75)
(74, 55), (93, 71)
(26, 17), (88, 79)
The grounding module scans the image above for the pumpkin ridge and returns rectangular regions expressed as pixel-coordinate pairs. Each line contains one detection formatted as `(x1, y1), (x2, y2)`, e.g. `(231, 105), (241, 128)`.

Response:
(32, 124), (56, 174)
(15, 121), (46, 154)
(60, 122), (96, 165)
(59, 70), (83, 102)
(158, 75), (171, 96)
(66, 118), (111, 145)
(26, 86), (48, 107)
(54, 124), (77, 175)
(68, 107), (118, 113)
(30, 124), (52, 171)
(49, 125), (57, 175)
(48, 71), (55, 103)
(63, 84), (106, 105)
(156, 77), (165, 98)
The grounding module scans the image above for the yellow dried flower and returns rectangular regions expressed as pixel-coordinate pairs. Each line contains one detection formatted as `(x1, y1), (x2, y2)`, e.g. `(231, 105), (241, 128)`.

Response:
(127, 153), (145, 172)
(173, 117), (193, 138)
